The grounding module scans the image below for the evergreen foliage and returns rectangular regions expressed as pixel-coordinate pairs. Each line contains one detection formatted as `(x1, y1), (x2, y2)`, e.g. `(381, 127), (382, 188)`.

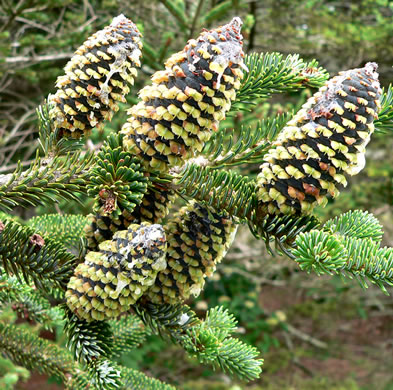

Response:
(181, 307), (263, 381)
(64, 309), (114, 363)
(173, 162), (257, 221)
(292, 210), (393, 293)
(374, 85), (393, 132)
(87, 134), (148, 219)
(135, 302), (199, 341)
(0, 322), (76, 383)
(324, 210), (383, 243)
(0, 5), (392, 389)
(27, 213), (88, 251)
(232, 52), (329, 111)
(119, 366), (176, 390)
(0, 272), (62, 329)
(202, 113), (289, 168)
(110, 314), (146, 358)
(0, 219), (76, 290)
(0, 149), (94, 212)
(135, 303), (263, 380)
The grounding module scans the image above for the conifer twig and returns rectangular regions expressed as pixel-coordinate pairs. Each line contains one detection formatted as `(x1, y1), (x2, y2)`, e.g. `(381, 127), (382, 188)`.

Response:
(0, 151), (93, 211)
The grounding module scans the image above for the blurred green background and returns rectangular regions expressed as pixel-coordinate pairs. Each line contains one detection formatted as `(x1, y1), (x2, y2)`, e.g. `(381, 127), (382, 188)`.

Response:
(1, 0), (393, 389)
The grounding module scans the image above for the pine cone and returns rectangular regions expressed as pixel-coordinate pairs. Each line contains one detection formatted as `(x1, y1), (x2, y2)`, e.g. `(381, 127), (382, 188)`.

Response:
(257, 62), (381, 215)
(66, 222), (166, 321)
(49, 15), (142, 139)
(121, 17), (246, 171)
(145, 201), (237, 304)
(85, 187), (176, 251)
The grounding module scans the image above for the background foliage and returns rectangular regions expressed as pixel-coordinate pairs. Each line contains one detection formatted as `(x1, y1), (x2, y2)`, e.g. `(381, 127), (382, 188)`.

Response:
(1, 0), (393, 389)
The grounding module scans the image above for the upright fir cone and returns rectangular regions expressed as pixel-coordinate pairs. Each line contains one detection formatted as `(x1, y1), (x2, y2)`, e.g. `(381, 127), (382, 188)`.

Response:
(85, 186), (176, 251)
(121, 17), (247, 171)
(257, 62), (381, 215)
(145, 201), (237, 304)
(66, 222), (166, 322)
(49, 15), (142, 139)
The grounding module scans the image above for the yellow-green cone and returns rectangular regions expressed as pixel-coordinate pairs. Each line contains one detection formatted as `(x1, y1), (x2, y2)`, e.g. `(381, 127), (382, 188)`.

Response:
(66, 222), (166, 321)
(145, 201), (237, 304)
(257, 62), (381, 215)
(50, 15), (142, 139)
(121, 17), (246, 171)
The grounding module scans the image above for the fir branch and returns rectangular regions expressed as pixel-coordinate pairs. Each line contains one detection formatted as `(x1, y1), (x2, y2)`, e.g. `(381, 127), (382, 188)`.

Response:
(64, 372), (91, 390)
(0, 149), (94, 212)
(0, 322), (77, 383)
(73, 364), (177, 390)
(252, 213), (320, 254)
(0, 272), (63, 329)
(158, 0), (188, 31)
(136, 303), (263, 382)
(134, 302), (199, 342)
(27, 214), (88, 251)
(0, 219), (76, 290)
(324, 210), (383, 243)
(0, 272), (29, 304)
(203, 306), (237, 342)
(202, 0), (232, 24)
(64, 310), (113, 364)
(88, 358), (121, 390)
(87, 134), (148, 219)
(292, 230), (348, 275)
(110, 315), (147, 359)
(65, 311), (147, 364)
(231, 52), (329, 111)
(374, 85), (393, 133)
(11, 295), (62, 330)
(341, 237), (393, 293)
(172, 163), (257, 222)
(37, 100), (84, 156)
(64, 311), (159, 388)
(63, 311), (164, 389)
(181, 307), (263, 381)
(0, 320), (144, 390)
(211, 337), (262, 381)
(202, 114), (290, 168)
(120, 366), (176, 390)
(292, 211), (393, 294)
